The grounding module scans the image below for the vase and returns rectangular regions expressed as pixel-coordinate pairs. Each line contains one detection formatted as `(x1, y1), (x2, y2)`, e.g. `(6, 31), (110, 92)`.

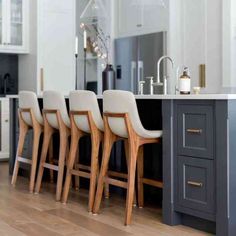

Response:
(102, 64), (115, 92)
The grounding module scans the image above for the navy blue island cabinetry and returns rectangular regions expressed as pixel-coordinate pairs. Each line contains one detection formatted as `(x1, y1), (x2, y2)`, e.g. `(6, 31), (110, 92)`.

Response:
(9, 95), (236, 236)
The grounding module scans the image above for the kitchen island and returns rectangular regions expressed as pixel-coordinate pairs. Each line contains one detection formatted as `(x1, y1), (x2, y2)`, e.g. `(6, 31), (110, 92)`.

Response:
(8, 94), (236, 236)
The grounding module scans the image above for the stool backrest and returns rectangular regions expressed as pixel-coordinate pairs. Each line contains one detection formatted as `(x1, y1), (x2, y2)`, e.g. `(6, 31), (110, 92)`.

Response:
(19, 91), (43, 126)
(103, 90), (143, 138)
(43, 91), (70, 129)
(69, 90), (103, 133)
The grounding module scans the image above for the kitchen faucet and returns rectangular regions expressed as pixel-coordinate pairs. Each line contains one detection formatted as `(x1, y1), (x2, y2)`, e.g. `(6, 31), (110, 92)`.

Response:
(151, 56), (174, 95)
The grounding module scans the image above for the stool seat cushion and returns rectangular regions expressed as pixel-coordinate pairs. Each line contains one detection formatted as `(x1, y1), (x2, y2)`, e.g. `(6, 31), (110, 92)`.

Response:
(43, 91), (70, 129)
(69, 90), (104, 133)
(140, 129), (162, 139)
(19, 91), (43, 126)
(103, 90), (162, 139)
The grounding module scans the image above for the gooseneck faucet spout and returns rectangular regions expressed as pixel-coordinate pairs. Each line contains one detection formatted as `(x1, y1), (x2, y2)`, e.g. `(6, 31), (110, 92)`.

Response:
(157, 55), (174, 84)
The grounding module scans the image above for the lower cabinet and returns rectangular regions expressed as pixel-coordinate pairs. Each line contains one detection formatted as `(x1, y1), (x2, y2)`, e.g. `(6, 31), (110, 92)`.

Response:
(176, 156), (215, 217)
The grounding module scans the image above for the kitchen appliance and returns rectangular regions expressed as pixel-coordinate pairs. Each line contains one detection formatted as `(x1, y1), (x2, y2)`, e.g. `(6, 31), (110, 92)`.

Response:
(115, 32), (166, 94)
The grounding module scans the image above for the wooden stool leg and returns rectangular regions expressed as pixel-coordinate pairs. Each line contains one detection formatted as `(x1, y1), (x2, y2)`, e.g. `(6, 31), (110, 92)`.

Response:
(88, 135), (100, 212)
(124, 140), (137, 207)
(62, 130), (80, 204)
(137, 145), (144, 208)
(29, 127), (42, 193)
(11, 121), (28, 186)
(125, 141), (139, 225)
(56, 131), (68, 201)
(104, 181), (109, 199)
(48, 139), (54, 183)
(74, 149), (80, 190)
(35, 126), (53, 193)
(103, 139), (109, 199)
(93, 132), (115, 214)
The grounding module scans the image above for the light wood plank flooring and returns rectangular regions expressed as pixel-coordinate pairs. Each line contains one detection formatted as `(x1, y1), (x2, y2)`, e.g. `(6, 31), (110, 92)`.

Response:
(0, 163), (212, 236)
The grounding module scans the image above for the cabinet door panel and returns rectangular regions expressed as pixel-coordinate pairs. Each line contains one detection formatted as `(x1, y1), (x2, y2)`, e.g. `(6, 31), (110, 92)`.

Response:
(39, 0), (75, 94)
(0, 0), (28, 53)
(118, 0), (142, 35)
(177, 156), (215, 214)
(9, 0), (23, 46)
(177, 104), (214, 159)
(143, 2), (168, 32)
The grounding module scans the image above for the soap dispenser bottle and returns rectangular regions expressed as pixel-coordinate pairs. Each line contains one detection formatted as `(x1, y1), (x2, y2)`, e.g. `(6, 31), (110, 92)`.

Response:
(179, 67), (191, 94)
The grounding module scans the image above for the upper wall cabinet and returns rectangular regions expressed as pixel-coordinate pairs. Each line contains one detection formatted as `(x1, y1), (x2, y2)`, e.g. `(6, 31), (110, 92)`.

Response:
(115, 0), (169, 38)
(0, 0), (29, 53)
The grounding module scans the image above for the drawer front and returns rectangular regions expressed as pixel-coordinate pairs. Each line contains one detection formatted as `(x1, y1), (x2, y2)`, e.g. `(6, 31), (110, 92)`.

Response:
(177, 104), (214, 159)
(177, 156), (215, 214)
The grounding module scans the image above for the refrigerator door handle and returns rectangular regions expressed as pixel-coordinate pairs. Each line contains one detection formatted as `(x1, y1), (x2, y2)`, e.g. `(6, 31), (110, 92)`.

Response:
(131, 61), (136, 93)
(137, 61), (144, 93)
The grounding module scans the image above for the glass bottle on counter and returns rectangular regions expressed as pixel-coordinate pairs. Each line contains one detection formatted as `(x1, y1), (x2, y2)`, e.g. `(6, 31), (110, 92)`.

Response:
(179, 67), (191, 95)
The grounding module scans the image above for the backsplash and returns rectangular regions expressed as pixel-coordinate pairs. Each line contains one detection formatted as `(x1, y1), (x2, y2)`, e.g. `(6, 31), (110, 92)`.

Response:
(0, 54), (18, 95)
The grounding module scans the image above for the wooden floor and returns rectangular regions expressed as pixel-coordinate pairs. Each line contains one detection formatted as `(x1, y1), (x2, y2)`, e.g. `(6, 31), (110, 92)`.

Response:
(0, 162), (212, 236)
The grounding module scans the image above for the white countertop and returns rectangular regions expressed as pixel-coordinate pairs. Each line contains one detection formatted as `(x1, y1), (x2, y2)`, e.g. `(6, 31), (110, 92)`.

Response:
(7, 93), (236, 100)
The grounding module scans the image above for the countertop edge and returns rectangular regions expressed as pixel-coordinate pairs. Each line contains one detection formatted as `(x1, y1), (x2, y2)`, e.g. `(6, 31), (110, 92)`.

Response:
(6, 94), (236, 100)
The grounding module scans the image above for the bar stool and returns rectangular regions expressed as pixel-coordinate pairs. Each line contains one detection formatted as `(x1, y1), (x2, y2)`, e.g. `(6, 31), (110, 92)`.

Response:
(35, 91), (70, 201)
(62, 90), (104, 212)
(93, 90), (163, 225)
(11, 91), (44, 193)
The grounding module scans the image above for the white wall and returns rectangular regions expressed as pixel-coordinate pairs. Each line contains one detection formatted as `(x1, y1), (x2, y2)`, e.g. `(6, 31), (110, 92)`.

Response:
(169, 0), (222, 94)
(222, 0), (236, 90)
(206, 0), (222, 93)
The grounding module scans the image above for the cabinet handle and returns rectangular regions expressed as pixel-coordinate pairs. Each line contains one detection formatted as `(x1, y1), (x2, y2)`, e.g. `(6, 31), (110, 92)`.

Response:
(186, 128), (202, 134)
(199, 64), (206, 88)
(137, 24), (142, 27)
(40, 68), (44, 91)
(187, 181), (203, 187)
(5, 119), (9, 123)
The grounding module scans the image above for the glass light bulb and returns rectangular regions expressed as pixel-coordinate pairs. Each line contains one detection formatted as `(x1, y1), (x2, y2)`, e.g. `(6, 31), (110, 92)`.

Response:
(80, 23), (85, 29)
(101, 53), (107, 59)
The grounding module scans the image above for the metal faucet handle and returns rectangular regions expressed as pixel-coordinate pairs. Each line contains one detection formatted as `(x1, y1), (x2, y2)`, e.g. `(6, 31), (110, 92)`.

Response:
(138, 80), (145, 95)
(152, 82), (164, 86)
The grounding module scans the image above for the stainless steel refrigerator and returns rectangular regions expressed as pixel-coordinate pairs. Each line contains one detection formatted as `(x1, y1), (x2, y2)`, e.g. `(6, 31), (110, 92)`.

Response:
(115, 32), (166, 94)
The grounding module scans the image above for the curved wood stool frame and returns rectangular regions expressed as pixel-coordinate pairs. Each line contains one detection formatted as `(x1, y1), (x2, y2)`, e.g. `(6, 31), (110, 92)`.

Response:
(35, 109), (70, 201)
(93, 112), (162, 225)
(62, 110), (103, 212)
(11, 108), (43, 193)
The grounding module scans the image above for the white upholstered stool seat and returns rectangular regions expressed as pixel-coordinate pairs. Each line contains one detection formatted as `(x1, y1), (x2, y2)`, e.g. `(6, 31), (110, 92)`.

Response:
(35, 91), (71, 201)
(11, 91), (44, 193)
(93, 90), (163, 225)
(62, 90), (104, 212)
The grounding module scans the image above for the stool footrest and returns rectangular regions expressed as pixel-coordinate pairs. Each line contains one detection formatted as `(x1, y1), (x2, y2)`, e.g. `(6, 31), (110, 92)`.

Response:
(76, 164), (91, 172)
(142, 178), (163, 188)
(70, 169), (90, 179)
(104, 177), (128, 189)
(107, 171), (128, 179)
(17, 156), (32, 165)
(43, 163), (59, 171)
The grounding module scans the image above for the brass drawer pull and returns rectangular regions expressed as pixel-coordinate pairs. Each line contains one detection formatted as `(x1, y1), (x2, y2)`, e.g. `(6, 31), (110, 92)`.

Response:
(187, 181), (203, 187)
(186, 128), (202, 134)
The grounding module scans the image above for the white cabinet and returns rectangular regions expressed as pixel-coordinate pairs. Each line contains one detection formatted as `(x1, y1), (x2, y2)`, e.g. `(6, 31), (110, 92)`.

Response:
(0, 0), (29, 53)
(115, 0), (169, 38)
(18, 0), (76, 95)
(37, 0), (76, 94)
(0, 98), (9, 160)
